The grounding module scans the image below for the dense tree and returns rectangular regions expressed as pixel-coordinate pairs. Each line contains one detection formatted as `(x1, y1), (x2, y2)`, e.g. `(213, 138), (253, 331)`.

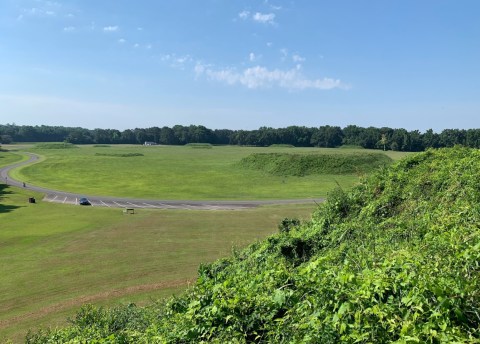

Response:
(1, 123), (480, 152)
(422, 129), (440, 149)
(310, 125), (343, 148)
(159, 127), (177, 145)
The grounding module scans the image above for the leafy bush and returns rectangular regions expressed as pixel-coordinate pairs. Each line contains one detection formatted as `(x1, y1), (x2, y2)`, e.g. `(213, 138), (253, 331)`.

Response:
(277, 217), (300, 233)
(27, 147), (480, 343)
(185, 143), (213, 149)
(94, 153), (144, 157)
(268, 144), (295, 148)
(34, 142), (78, 149)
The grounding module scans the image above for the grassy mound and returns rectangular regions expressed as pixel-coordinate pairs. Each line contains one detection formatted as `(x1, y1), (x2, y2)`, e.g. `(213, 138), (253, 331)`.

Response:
(34, 142), (78, 149)
(239, 152), (393, 176)
(94, 152), (144, 157)
(185, 143), (213, 149)
(27, 147), (480, 343)
(268, 144), (295, 148)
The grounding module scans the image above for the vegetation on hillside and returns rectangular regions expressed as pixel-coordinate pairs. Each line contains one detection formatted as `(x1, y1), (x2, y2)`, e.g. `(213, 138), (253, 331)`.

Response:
(239, 152), (392, 176)
(27, 147), (480, 343)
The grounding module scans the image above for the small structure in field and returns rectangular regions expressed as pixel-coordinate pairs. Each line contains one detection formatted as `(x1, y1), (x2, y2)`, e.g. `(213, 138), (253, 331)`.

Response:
(144, 141), (157, 146)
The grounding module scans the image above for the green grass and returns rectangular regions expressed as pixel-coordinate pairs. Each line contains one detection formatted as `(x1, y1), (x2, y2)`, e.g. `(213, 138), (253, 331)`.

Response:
(238, 152), (392, 176)
(0, 145), (410, 342)
(0, 151), (24, 168)
(11, 145), (408, 200)
(34, 142), (78, 149)
(26, 147), (480, 343)
(0, 185), (315, 342)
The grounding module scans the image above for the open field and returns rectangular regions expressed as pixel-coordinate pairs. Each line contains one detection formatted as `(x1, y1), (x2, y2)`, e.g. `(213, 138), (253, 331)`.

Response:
(0, 184), (316, 342)
(0, 145), (409, 342)
(0, 151), (24, 169)
(9, 145), (408, 200)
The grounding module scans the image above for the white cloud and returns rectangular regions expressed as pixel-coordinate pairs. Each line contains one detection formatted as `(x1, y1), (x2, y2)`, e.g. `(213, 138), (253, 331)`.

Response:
(17, 1), (70, 20)
(133, 43), (140, 48)
(118, 38), (126, 44)
(238, 10), (276, 25)
(63, 26), (75, 32)
(249, 53), (256, 62)
(238, 10), (250, 20)
(292, 54), (306, 63)
(195, 63), (348, 91)
(161, 54), (193, 69)
(267, 42), (273, 48)
(264, 0), (282, 10)
(21, 7), (55, 17)
(252, 12), (276, 25)
(103, 25), (119, 32)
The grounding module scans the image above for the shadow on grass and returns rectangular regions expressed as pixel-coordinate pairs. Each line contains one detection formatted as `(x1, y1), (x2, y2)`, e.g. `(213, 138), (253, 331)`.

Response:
(0, 184), (22, 214)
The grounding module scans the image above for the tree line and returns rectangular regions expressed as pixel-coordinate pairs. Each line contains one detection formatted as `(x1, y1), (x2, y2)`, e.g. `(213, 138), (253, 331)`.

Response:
(1, 123), (480, 151)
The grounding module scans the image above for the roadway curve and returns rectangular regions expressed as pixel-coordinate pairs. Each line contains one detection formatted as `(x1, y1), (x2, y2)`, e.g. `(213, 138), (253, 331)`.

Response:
(0, 152), (325, 210)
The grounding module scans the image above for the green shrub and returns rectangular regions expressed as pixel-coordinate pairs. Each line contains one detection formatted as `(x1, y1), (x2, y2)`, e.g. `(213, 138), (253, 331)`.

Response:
(268, 144), (295, 148)
(94, 152), (144, 157)
(34, 142), (78, 149)
(185, 143), (213, 149)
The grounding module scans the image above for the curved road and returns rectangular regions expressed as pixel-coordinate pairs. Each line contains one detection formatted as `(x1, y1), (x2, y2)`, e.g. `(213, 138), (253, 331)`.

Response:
(0, 152), (324, 210)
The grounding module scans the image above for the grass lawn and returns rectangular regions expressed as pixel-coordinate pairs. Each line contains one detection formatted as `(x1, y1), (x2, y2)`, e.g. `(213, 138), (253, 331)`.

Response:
(0, 185), (316, 342)
(0, 151), (24, 168)
(11, 145), (408, 200)
(0, 144), (409, 342)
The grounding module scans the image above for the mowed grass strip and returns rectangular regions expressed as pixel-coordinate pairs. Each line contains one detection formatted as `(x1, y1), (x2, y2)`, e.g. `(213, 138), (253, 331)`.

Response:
(12, 145), (408, 200)
(0, 151), (24, 168)
(0, 185), (315, 342)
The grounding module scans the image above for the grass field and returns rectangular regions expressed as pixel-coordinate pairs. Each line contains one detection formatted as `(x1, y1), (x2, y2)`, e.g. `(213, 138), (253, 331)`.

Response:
(0, 145), (409, 342)
(10, 145), (407, 200)
(0, 184), (316, 342)
(0, 151), (24, 168)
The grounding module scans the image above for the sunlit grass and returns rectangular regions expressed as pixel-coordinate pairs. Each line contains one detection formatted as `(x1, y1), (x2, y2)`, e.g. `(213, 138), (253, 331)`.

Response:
(11, 145), (408, 200)
(0, 185), (315, 342)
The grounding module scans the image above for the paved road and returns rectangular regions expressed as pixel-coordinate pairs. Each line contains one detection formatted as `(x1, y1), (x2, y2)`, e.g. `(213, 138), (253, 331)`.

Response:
(0, 152), (325, 210)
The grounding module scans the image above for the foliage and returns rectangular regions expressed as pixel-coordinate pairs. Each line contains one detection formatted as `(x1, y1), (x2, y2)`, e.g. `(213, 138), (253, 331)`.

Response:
(27, 147), (480, 343)
(268, 144), (295, 148)
(239, 152), (393, 176)
(185, 143), (214, 149)
(94, 152), (144, 157)
(34, 142), (78, 149)
(3, 123), (480, 151)
(277, 217), (300, 233)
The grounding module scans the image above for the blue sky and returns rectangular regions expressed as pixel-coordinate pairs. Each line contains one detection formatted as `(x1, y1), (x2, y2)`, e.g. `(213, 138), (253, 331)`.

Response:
(0, 0), (479, 131)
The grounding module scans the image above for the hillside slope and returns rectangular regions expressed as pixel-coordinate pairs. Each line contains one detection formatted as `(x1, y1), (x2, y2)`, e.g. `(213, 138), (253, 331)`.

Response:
(28, 147), (480, 343)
